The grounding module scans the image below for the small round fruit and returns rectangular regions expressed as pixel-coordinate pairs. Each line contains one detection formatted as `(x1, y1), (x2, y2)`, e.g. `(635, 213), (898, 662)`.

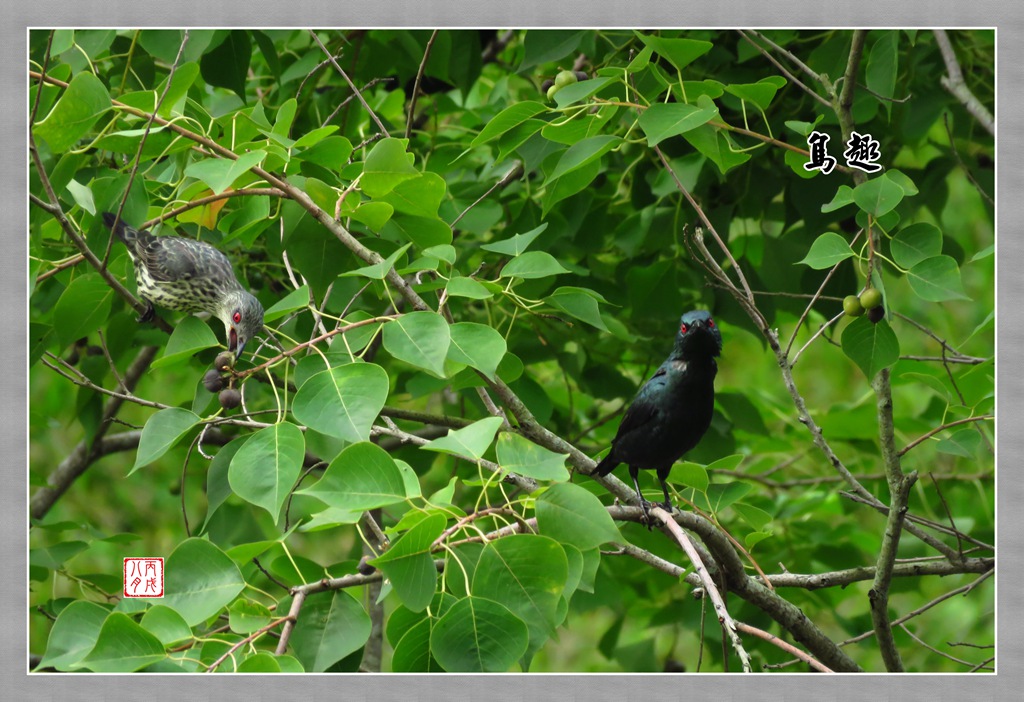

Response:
(867, 305), (885, 324)
(859, 287), (883, 310)
(203, 369), (225, 393)
(357, 556), (376, 576)
(843, 295), (865, 317)
(214, 351), (236, 371)
(219, 388), (242, 410)
(547, 84), (560, 102)
(540, 78), (554, 93)
(574, 70), (588, 82)
(554, 69), (578, 89)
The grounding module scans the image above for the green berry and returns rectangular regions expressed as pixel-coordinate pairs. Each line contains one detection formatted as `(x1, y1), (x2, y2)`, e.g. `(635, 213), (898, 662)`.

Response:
(203, 369), (225, 393)
(859, 288), (883, 310)
(219, 388), (242, 410)
(554, 69), (578, 89)
(843, 295), (865, 317)
(867, 305), (885, 324)
(547, 84), (560, 102)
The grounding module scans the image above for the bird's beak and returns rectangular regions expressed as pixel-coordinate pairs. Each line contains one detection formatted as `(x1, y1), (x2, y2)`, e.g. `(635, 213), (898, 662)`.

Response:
(228, 326), (247, 358)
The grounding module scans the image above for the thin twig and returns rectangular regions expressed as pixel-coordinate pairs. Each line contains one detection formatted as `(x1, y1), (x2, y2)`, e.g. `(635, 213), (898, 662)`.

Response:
(309, 30), (390, 136)
(933, 30), (994, 136)
(737, 30), (830, 108)
(651, 506), (752, 673)
(406, 30), (438, 140)
(734, 621), (833, 673)
(898, 415), (994, 457)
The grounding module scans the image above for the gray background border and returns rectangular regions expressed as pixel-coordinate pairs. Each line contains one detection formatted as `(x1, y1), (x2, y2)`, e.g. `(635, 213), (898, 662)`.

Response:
(12, 1), (1019, 698)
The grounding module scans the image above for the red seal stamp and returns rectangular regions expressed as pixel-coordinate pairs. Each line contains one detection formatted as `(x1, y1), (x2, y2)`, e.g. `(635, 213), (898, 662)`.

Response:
(123, 557), (164, 598)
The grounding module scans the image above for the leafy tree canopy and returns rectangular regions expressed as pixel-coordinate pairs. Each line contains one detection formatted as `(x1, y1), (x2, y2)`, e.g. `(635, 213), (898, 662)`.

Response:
(29, 28), (994, 673)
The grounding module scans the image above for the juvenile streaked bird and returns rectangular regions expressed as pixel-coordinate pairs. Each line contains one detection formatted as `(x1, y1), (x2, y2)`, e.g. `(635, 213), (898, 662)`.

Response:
(593, 309), (722, 523)
(103, 212), (264, 358)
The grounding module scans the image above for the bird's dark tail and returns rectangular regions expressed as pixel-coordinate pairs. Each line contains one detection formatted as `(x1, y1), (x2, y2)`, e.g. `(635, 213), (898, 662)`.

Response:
(593, 452), (619, 476)
(102, 212), (133, 245)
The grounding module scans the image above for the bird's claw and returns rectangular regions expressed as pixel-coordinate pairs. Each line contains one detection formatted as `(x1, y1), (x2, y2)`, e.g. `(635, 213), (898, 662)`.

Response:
(640, 499), (655, 530)
(137, 303), (155, 324)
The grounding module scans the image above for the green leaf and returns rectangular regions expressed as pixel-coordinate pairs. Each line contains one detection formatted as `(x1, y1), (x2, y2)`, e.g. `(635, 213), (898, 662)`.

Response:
(199, 30), (252, 101)
(235, 652), (281, 672)
(382, 311), (451, 377)
(495, 432), (569, 481)
(150, 315), (219, 369)
(797, 232), (856, 269)
(891, 223), (942, 269)
(821, 184), (855, 213)
(34, 71), (111, 152)
(296, 135), (353, 169)
(292, 363), (389, 442)
(289, 590), (371, 672)
(867, 32), (899, 119)
(520, 30), (585, 69)
(639, 98), (719, 146)
(724, 77), (786, 110)
(551, 76), (617, 107)
(382, 172), (447, 218)
(547, 135), (621, 181)
(38, 600), (110, 671)
(430, 596), (529, 672)
(228, 421), (305, 522)
(161, 538), (245, 626)
(140, 605), (193, 646)
(732, 502), (773, 531)
(472, 535), (568, 658)
(298, 441), (408, 511)
(471, 102), (548, 147)
(80, 613), (165, 672)
(263, 284), (310, 323)
(501, 251), (570, 280)
(53, 273), (115, 349)
(341, 242), (411, 280)
(670, 461), (709, 492)
(638, 34), (713, 71)
(66, 178), (96, 214)
(841, 316), (901, 379)
(184, 149), (267, 195)
(361, 137), (419, 197)
(481, 223), (548, 256)
(546, 287), (608, 331)
(422, 417), (504, 460)
(886, 169), (919, 196)
(447, 322), (507, 380)
(682, 123), (750, 174)
(935, 428), (983, 459)
(351, 201), (394, 232)
(907, 256), (971, 301)
(131, 408), (200, 474)
(852, 173), (905, 217)
(536, 482), (623, 550)
(369, 513), (447, 612)
(446, 276), (493, 300)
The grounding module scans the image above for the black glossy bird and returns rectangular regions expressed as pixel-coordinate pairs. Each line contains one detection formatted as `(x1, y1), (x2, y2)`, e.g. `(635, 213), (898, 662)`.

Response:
(103, 212), (264, 358)
(593, 309), (722, 522)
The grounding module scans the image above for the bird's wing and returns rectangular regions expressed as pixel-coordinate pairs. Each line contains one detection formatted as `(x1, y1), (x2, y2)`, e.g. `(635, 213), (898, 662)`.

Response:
(612, 366), (667, 439)
(138, 236), (234, 284)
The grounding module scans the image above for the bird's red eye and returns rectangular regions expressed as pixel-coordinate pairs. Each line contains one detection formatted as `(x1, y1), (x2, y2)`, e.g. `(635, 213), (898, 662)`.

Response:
(707, 318), (715, 327)
(680, 323), (688, 333)
(233, 311), (242, 324)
